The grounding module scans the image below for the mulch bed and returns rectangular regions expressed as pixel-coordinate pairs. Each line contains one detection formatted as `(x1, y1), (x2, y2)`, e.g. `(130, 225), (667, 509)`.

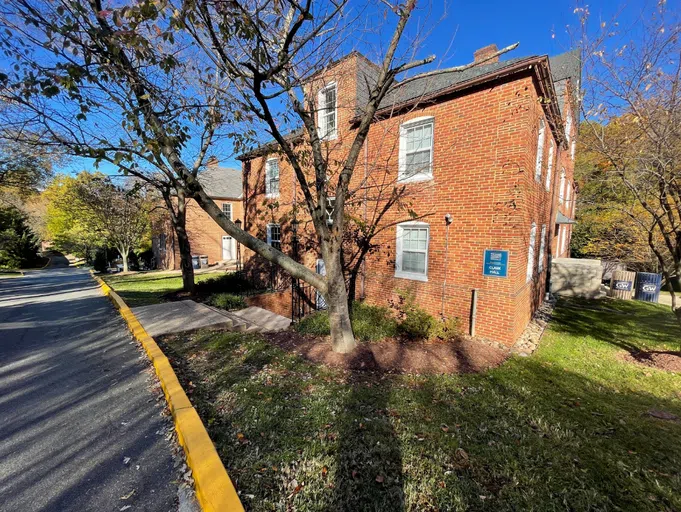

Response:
(266, 331), (509, 375)
(621, 350), (681, 373)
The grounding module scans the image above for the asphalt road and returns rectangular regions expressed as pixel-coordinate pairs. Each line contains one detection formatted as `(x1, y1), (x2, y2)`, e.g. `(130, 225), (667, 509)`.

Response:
(0, 268), (178, 511)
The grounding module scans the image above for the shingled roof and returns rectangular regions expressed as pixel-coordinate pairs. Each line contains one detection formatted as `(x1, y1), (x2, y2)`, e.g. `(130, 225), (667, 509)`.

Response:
(238, 48), (581, 159)
(198, 164), (242, 199)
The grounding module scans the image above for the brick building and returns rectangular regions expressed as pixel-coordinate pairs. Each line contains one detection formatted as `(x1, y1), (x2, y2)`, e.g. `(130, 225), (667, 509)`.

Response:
(237, 45), (580, 345)
(152, 159), (244, 270)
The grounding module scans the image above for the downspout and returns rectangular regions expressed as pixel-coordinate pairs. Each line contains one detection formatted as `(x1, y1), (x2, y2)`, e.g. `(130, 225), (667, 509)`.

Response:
(360, 134), (368, 300)
(441, 213), (453, 317)
(546, 146), (560, 300)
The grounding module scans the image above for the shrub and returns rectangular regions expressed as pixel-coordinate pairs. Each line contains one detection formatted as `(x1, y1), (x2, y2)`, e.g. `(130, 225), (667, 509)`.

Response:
(397, 304), (436, 339)
(194, 272), (254, 296)
(392, 289), (461, 340)
(93, 249), (108, 273)
(295, 302), (399, 342)
(0, 206), (40, 268)
(207, 293), (247, 311)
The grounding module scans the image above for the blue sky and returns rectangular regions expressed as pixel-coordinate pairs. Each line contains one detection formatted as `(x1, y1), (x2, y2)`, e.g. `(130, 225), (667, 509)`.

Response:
(58, 0), (649, 176)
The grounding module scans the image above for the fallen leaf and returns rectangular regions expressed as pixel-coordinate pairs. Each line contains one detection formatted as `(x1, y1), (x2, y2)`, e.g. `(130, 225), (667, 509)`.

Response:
(441, 424), (449, 432)
(120, 490), (135, 500)
(648, 409), (679, 421)
(375, 475), (384, 483)
(438, 481), (446, 488)
(455, 448), (469, 462)
(321, 466), (328, 477)
(351, 470), (359, 480)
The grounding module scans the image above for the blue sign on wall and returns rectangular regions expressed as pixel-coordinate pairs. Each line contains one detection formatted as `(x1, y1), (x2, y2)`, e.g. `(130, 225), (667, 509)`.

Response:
(483, 249), (509, 278)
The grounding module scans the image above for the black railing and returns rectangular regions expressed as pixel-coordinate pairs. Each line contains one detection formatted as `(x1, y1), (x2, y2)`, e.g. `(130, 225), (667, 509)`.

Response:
(291, 278), (324, 322)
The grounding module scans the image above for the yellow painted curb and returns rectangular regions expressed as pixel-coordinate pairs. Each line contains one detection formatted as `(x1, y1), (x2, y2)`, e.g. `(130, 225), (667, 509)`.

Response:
(90, 271), (244, 512)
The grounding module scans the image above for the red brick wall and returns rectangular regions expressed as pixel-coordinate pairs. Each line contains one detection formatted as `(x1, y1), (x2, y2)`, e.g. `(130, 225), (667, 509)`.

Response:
(246, 289), (292, 318)
(182, 198), (244, 266)
(242, 54), (577, 346)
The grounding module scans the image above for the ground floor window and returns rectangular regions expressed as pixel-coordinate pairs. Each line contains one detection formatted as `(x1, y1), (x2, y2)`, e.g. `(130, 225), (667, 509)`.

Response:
(395, 222), (429, 281)
(526, 222), (537, 282)
(267, 223), (281, 251)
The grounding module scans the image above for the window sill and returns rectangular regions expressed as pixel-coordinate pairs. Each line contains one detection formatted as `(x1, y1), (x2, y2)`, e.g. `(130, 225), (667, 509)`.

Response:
(266, 193), (280, 199)
(397, 173), (433, 184)
(395, 271), (428, 282)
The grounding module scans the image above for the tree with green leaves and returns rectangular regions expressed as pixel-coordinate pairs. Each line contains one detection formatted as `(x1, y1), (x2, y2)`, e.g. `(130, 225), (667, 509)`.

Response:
(43, 173), (105, 258)
(0, 205), (40, 268)
(0, 0), (515, 352)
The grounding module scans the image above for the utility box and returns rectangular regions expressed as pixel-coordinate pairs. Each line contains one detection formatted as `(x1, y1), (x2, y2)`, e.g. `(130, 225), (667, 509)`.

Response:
(550, 258), (603, 298)
(200, 255), (209, 268)
(191, 255), (200, 269)
(634, 272), (662, 303)
(610, 270), (636, 300)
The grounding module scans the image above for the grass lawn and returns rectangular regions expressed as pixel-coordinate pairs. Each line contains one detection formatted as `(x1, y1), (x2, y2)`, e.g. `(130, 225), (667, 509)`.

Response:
(159, 298), (681, 511)
(101, 270), (225, 307)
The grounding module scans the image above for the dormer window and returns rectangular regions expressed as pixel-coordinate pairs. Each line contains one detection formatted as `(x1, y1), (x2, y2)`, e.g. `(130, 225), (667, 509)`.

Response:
(318, 83), (337, 140)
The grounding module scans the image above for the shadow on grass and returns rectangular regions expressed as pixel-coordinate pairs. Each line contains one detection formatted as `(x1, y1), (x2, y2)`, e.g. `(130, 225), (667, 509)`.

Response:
(159, 324), (681, 511)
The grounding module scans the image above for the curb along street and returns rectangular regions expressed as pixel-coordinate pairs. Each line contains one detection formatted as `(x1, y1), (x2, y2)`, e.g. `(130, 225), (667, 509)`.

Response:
(90, 271), (244, 512)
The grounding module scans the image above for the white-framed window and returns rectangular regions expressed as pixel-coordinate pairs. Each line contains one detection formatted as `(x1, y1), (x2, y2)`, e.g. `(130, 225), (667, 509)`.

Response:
(266, 223), (281, 251)
(399, 117), (434, 183)
(159, 233), (166, 253)
(566, 181), (572, 211)
(317, 83), (337, 140)
(526, 222), (537, 282)
(559, 169), (566, 204)
(565, 111), (572, 143)
(535, 118), (545, 182)
(571, 140), (576, 160)
(545, 140), (554, 192)
(395, 222), (429, 281)
(221, 203), (232, 221)
(265, 158), (279, 197)
(325, 197), (335, 226)
(538, 224), (547, 272)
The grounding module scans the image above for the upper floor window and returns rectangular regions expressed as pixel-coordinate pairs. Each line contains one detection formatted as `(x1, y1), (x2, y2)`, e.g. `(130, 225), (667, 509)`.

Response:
(565, 111), (572, 143)
(526, 222), (537, 283)
(399, 117), (434, 183)
(545, 140), (555, 192)
(158, 233), (166, 253)
(222, 203), (232, 221)
(318, 83), (337, 140)
(395, 221), (429, 282)
(535, 118), (546, 182)
(559, 169), (566, 204)
(266, 223), (281, 251)
(265, 158), (279, 197)
(571, 140), (576, 160)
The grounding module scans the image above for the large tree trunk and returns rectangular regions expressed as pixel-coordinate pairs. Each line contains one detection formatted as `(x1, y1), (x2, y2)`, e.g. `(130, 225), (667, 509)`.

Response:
(174, 198), (195, 294)
(120, 247), (129, 273)
(324, 248), (356, 353)
(162, 191), (195, 294)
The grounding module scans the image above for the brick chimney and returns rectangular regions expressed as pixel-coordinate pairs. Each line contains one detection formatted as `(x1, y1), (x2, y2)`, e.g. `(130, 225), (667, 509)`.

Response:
(206, 155), (219, 167)
(473, 44), (499, 64)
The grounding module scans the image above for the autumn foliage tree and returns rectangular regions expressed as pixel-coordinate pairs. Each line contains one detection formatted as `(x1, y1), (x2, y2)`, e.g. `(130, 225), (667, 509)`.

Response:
(576, 4), (681, 329)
